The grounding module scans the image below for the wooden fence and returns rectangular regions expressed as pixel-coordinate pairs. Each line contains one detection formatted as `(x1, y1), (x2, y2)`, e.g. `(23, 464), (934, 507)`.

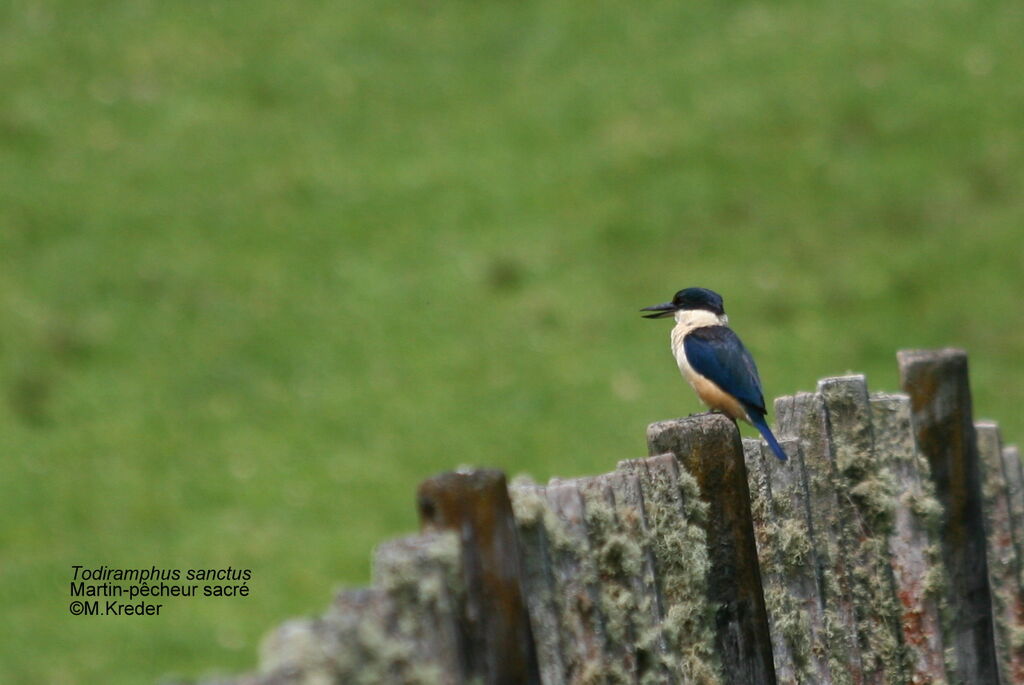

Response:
(198, 349), (1024, 685)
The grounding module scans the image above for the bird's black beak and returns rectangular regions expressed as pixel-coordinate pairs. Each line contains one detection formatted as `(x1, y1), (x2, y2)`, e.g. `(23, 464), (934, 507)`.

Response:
(640, 302), (677, 319)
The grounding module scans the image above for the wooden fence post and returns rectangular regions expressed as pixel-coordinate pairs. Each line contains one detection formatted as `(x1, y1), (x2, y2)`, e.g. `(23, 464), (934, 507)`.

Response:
(898, 348), (1002, 685)
(775, 391), (862, 683)
(647, 413), (777, 685)
(371, 534), (466, 683)
(976, 422), (1024, 682)
(508, 457), (718, 683)
(1001, 443), (1024, 572)
(256, 533), (465, 684)
(599, 469), (678, 682)
(870, 392), (950, 683)
(416, 470), (541, 685)
(818, 376), (911, 683)
(575, 474), (659, 679)
(542, 479), (614, 680)
(743, 435), (835, 685)
(616, 452), (721, 682)
(505, 479), (567, 684)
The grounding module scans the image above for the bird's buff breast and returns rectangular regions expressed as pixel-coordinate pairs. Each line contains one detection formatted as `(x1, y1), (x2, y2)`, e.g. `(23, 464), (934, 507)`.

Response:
(670, 325), (748, 422)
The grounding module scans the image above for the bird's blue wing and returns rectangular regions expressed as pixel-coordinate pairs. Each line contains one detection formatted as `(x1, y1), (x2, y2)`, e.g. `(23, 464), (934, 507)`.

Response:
(683, 326), (766, 414)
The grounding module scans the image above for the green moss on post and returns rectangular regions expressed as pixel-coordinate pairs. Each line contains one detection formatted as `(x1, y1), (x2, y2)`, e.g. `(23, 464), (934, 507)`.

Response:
(618, 452), (721, 684)
(775, 391), (860, 685)
(998, 444), (1024, 577)
(577, 476), (644, 680)
(743, 436), (830, 685)
(602, 469), (679, 684)
(899, 349), (1002, 685)
(646, 414), (776, 685)
(370, 533), (464, 684)
(544, 479), (613, 683)
(871, 392), (951, 684)
(976, 422), (1024, 683)
(819, 376), (912, 684)
(508, 478), (568, 684)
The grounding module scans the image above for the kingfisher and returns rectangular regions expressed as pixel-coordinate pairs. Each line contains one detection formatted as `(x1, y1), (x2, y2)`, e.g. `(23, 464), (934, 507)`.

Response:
(642, 287), (787, 461)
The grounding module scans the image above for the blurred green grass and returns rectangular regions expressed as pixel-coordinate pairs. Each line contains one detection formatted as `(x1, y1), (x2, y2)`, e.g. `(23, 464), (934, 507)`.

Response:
(2, 0), (1022, 681)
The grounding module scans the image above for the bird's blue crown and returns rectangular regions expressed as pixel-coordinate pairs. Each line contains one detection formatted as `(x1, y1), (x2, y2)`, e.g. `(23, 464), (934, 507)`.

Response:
(670, 287), (725, 315)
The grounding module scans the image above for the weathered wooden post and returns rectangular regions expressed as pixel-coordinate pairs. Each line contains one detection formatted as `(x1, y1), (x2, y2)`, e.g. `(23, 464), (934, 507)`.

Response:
(976, 422), (1024, 682)
(256, 532), (466, 684)
(870, 392), (949, 683)
(818, 376), (911, 683)
(369, 534), (466, 682)
(574, 473), (660, 679)
(417, 470), (541, 685)
(743, 436), (835, 685)
(898, 348), (1002, 685)
(508, 457), (719, 683)
(542, 479), (614, 680)
(775, 391), (864, 683)
(506, 479), (568, 684)
(1002, 443), (1024, 575)
(647, 413), (777, 685)
(598, 468), (679, 682)
(616, 452), (721, 682)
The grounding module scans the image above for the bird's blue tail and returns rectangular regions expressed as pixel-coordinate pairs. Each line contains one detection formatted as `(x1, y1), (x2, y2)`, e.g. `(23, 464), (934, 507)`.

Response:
(747, 411), (787, 461)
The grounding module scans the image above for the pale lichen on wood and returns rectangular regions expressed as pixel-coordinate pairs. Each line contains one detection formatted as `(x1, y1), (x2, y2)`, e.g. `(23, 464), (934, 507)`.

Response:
(618, 452), (721, 684)
(999, 444), (1024, 574)
(742, 436), (824, 685)
(899, 348), (1002, 685)
(602, 470), (677, 684)
(508, 477), (569, 685)
(249, 534), (465, 685)
(245, 533), (465, 685)
(507, 455), (724, 685)
(976, 422), (1024, 683)
(870, 392), (950, 684)
(818, 376), (912, 684)
(576, 476), (645, 677)
(646, 415), (776, 685)
(775, 391), (861, 685)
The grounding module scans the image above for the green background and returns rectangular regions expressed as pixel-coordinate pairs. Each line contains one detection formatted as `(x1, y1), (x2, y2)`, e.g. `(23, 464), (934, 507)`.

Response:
(2, 0), (1022, 682)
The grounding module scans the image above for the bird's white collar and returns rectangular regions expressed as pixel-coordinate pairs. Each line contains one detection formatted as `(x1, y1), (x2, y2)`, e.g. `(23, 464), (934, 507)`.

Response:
(673, 309), (728, 332)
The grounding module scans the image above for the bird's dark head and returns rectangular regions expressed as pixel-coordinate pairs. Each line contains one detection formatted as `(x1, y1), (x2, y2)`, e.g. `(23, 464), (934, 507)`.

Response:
(641, 287), (726, 319)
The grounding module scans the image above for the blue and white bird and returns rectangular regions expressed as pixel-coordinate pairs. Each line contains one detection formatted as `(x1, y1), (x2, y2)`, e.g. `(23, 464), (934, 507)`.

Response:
(642, 287), (787, 461)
